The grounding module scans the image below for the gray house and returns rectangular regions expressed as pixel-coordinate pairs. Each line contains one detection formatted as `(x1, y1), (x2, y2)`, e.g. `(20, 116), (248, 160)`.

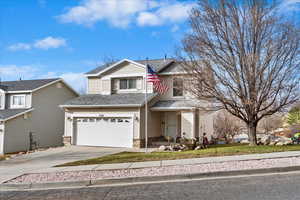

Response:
(0, 78), (78, 155)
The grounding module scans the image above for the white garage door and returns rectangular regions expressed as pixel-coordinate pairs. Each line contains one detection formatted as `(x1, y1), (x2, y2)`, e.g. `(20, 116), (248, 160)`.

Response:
(75, 117), (133, 148)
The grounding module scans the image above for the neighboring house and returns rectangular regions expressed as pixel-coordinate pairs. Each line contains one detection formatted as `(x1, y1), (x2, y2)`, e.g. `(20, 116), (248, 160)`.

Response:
(0, 78), (78, 155)
(61, 59), (218, 148)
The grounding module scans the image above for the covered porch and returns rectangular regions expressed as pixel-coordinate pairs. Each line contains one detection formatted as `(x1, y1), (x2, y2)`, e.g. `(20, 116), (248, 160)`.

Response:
(149, 100), (200, 145)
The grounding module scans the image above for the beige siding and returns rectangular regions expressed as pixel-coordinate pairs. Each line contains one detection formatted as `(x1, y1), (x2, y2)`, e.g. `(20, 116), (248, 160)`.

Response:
(64, 108), (141, 141)
(0, 123), (4, 155)
(139, 98), (162, 139)
(181, 111), (195, 138)
(28, 81), (78, 148)
(101, 79), (111, 94)
(198, 110), (215, 140)
(4, 113), (32, 153)
(87, 62), (151, 95)
(0, 92), (5, 110)
(104, 62), (144, 76)
(88, 78), (101, 94)
(159, 75), (194, 100)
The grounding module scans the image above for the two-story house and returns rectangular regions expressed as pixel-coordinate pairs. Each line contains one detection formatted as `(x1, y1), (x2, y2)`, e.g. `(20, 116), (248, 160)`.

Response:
(0, 78), (78, 155)
(61, 59), (217, 148)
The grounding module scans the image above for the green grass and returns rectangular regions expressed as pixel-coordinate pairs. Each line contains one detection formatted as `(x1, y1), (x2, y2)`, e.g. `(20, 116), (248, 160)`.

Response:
(0, 155), (6, 161)
(56, 144), (300, 167)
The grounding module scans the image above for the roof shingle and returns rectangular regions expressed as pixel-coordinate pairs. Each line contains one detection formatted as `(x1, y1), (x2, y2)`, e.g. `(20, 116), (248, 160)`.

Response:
(0, 109), (32, 120)
(62, 93), (157, 107)
(0, 78), (60, 92)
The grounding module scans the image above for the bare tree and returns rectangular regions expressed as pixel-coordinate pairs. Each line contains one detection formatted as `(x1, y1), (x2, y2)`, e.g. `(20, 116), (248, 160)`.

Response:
(258, 114), (283, 134)
(180, 0), (300, 145)
(214, 111), (244, 143)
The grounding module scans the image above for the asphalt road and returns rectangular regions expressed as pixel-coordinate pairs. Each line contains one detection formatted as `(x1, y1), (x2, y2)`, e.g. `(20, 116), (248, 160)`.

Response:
(1, 172), (300, 200)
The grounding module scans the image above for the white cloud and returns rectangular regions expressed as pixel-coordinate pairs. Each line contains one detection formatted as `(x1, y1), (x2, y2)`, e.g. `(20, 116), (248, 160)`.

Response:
(58, 0), (154, 27)
(7, 43), (32, 51)
(0, 65), (86, 93)
(58, 0), (195, 27)
(59, 72), (86, 93)
(34, 37), (66, 50)
(278, 0), (300, 13)
(137, 12), (161, 26)
(7, 36), (67, 51)
(137, 2), (195, 26)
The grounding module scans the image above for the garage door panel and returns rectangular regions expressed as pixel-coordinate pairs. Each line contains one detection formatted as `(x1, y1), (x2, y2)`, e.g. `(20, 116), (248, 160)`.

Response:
(76, 117), (133, 148)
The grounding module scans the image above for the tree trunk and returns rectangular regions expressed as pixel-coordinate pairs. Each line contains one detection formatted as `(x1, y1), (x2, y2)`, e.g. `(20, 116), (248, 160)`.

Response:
(247, 122), (258, 146)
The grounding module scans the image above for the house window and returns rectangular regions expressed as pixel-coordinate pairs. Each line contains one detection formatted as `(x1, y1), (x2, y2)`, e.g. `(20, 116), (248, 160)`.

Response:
(173, 78), (183, 97)
(119, 79), (137, 89)
(11, 95), (26, 108)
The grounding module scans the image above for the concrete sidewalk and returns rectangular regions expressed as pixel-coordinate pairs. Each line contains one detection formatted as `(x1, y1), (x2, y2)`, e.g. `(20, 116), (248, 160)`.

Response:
(33, 150), (300, 173)
(2, 151), (300, 191)
(0, 146), (126, 184)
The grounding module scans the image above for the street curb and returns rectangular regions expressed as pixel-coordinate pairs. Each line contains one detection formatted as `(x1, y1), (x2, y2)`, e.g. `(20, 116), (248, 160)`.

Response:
(2, 166), (300, 191)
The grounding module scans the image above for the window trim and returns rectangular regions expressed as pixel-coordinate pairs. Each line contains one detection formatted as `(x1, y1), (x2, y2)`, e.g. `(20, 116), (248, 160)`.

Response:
(119, 78), (137, 90)
(172, 77), (184, 97)
(11, 94), (26, 108)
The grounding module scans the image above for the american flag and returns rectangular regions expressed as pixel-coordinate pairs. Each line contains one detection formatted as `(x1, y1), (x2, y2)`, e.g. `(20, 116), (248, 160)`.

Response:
(147, 65), (169, 94)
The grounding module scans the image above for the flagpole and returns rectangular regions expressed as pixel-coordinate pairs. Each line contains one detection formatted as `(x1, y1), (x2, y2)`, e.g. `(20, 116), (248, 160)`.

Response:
(145, 58), (149, 153)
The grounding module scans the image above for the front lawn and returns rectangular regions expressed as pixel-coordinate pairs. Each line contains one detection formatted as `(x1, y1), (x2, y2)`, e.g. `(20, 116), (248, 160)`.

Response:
(56, 144), (300, 167)
(0, 155), (6, 161)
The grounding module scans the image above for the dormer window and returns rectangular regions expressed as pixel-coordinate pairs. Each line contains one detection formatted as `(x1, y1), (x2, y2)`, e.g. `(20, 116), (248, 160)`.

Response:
(119, 79), (137, 90)
(11, 95), (26, 108)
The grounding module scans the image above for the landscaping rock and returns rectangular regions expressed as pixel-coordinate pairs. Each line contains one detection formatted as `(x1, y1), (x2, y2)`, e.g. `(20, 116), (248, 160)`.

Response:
(276, 141), (284, 146)
(283, 140), (293, 145)
(240, 139), (250, 144)
(261, 135), (271, 145)
(158, 145), (166, 151)
(195, 146), (201, 150)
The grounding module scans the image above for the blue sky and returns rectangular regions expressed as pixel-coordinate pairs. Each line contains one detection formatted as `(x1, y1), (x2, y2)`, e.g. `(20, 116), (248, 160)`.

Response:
(0, 0), (297, 92)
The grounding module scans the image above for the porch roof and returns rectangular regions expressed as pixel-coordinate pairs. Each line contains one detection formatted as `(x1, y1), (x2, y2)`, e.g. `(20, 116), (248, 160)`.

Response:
(0, 108), (33, 121)
(151, 99), (220, 111)
(151, 100), (199, 111)
(61, 93), (157, 108)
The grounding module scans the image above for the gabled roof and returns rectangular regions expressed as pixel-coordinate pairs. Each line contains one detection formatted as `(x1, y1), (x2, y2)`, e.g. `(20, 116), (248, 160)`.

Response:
(0, 78), (60, 92)
(61, 93), (157, 108)
(0, 109), (33, 121)
(0, 78), (79, 96)
(85, 58), (175, 76)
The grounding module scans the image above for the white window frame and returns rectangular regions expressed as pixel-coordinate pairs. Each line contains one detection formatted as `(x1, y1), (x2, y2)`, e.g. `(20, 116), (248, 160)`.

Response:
(119, 78), (137, 90)
(11, 94), (26, 108)
(172, 77), (184, 97)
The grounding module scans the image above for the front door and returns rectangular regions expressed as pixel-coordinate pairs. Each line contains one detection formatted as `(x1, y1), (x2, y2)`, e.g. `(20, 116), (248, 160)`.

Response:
(165, 112), (178, 140)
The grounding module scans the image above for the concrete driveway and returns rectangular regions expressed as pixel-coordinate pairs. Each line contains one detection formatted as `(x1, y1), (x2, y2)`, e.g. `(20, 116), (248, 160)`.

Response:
(0, 146), (125, 183)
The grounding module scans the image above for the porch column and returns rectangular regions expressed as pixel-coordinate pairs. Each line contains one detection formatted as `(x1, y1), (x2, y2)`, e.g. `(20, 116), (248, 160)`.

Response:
(181, 110), (196, 138)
